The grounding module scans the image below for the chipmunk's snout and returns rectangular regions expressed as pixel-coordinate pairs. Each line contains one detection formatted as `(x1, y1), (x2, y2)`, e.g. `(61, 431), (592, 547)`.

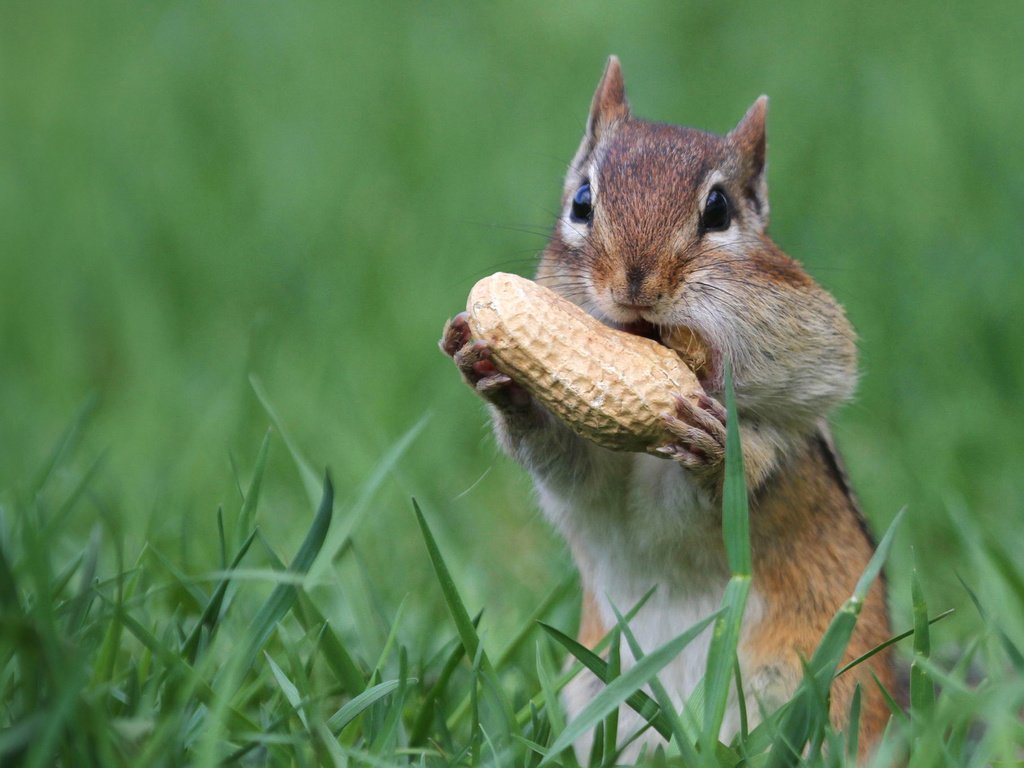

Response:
(625, 266), (650, 303)
(608, 264), (662, 314)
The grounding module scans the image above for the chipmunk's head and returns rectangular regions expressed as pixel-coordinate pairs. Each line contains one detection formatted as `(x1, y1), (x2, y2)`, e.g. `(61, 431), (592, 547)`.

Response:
(547, 55), (771, 325)
(538, 56), (856, 422)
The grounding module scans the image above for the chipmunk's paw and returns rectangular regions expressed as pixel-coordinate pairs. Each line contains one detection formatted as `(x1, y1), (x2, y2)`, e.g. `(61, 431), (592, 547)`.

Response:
(440, 312), (531, 409)
(657, 393), (727, 477)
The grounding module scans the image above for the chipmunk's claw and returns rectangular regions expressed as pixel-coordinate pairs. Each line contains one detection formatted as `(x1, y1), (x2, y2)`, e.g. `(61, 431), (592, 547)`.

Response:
(441, 314), (531, 409)
(440, 311), (473, 357)
(658, 393), (727, 476)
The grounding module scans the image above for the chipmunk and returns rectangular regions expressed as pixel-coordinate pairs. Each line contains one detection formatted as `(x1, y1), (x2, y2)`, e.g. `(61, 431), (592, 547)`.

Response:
(441, 56), (894, 760)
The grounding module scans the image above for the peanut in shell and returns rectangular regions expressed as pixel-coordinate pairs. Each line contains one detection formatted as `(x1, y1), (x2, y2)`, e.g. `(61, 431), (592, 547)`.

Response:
(466, 272), (703, 454)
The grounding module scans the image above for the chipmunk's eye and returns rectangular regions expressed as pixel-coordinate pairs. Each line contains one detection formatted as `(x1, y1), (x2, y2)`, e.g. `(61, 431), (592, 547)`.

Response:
(570, 182), (593, 224)
(701, 187), (731, 232)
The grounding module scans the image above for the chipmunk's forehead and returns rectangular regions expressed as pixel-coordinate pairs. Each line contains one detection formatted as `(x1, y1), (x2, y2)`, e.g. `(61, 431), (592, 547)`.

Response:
(594, 120), (727, 202)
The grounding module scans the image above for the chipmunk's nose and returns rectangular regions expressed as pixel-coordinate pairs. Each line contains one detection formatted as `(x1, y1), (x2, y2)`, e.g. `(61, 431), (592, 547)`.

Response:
(626, 265), (646, 297)
(611, 265), (659, 311)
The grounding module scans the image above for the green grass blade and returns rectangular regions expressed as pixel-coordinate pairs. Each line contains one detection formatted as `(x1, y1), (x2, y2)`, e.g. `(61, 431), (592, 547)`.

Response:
(265, 651), (309, 729)
(812, 507), (905, 682)
(22, 659), (88, 768)
(794, 655), (830, 763)
(873, 672), (906, 722)
(608, 603), (702, 765)
(494, 573), (574, 670)
(91, 569), (139, 687)
(835, 608), (954, 677)
(314, 723), (347, 768)
(308, 415), (429, 585)
(538, 622), (668, 739)
(540, 611), (720, 765)
(721, 361), (751, 576)
(191, 627), (263, 768)
(144, 542), (207, 610)
(983, 539), (1024, 605)
(104, 599), (257, 733)
(602, 630), (621, 762)
(311, 615), (367, 697)
(236, 429), (271, 548)
(701, 577), (750, 748)
(30, 393), (97, 495)
(0, 714), (45, 759)
(216, 506), (227, 569)
(679, 680), (707, 751)
(415, 505), (483, 655)
(181, 527), (257, 663)
(536, 642), (566, 736)
(587, 721), (603, 767)
(733, 659), (748, 741)
(40, 452), (106, 543)
(702, 362), (753, 752)
(510, 588), (657, 733)
(249, 374), (321, 504)
(479, 723), (502, 767)
(909, 569), (935, 720)
(0, 538), (21, 612)
(846, 684), (861, 762)
(228, 472), (334, 682)
(64, 524), (100, 634)
(350, 541), (394, 645)
(413, 499), (516, 734)
(956, 573), (1024, 672)
(471, 640), (483, 767)
(409, 612), (482, 746)
(978, 543), (1024, 670)
(370, 594), (409, 677)
(852, 508), (904, 602)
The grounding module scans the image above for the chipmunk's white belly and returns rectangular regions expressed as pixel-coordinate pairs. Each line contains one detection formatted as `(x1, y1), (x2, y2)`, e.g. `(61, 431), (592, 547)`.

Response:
(536, 452), (767, 761)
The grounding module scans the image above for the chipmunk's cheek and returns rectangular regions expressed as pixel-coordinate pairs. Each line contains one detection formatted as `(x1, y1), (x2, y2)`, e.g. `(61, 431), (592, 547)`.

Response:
(660, 325), (715, 385)
(698, 348), (724, 393)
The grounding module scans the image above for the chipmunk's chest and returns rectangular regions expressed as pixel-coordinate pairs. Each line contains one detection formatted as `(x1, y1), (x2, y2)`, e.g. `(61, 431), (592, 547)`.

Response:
(538, 451), (733, 648)
(536, 452), (773, 757)
(536, 450), (726, 589)
(571, 453), (738, 677)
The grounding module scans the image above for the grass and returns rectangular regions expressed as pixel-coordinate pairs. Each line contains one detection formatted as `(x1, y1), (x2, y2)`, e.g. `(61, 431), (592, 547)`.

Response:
(2, 1), (1023, 765)
(2, 377), (1022, 766)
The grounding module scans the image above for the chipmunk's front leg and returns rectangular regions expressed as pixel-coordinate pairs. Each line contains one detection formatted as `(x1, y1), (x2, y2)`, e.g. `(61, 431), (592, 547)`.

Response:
(441, 312), (600, 490)
(657, 394), (784, 494)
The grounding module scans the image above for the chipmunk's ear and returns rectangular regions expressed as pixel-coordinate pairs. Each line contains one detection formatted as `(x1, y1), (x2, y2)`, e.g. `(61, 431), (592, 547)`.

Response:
(585, 55), (630, 145)
(730, 96), (767, 175)
(729, 96), (769, 227)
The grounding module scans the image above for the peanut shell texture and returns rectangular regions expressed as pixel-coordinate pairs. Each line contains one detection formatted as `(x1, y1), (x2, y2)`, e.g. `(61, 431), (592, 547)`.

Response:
(466, 272), (702, 454)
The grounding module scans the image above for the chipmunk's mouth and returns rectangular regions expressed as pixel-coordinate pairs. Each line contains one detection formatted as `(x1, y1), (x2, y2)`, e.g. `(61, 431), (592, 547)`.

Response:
(618, 320), (660, 342)
(615, 320), (713, 383)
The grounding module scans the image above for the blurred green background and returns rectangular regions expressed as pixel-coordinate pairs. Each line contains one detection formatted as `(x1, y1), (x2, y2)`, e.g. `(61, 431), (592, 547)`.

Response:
(2, 2), (1021, 643)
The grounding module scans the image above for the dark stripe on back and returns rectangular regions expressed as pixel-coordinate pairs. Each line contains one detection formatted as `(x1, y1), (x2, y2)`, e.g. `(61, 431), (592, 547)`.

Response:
(814, 426), (879, 554)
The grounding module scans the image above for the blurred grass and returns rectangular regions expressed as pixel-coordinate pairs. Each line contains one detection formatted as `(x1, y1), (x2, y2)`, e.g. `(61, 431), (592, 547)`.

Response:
(1, 0), (1022, 648)
(2, 331), (1018, 765)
